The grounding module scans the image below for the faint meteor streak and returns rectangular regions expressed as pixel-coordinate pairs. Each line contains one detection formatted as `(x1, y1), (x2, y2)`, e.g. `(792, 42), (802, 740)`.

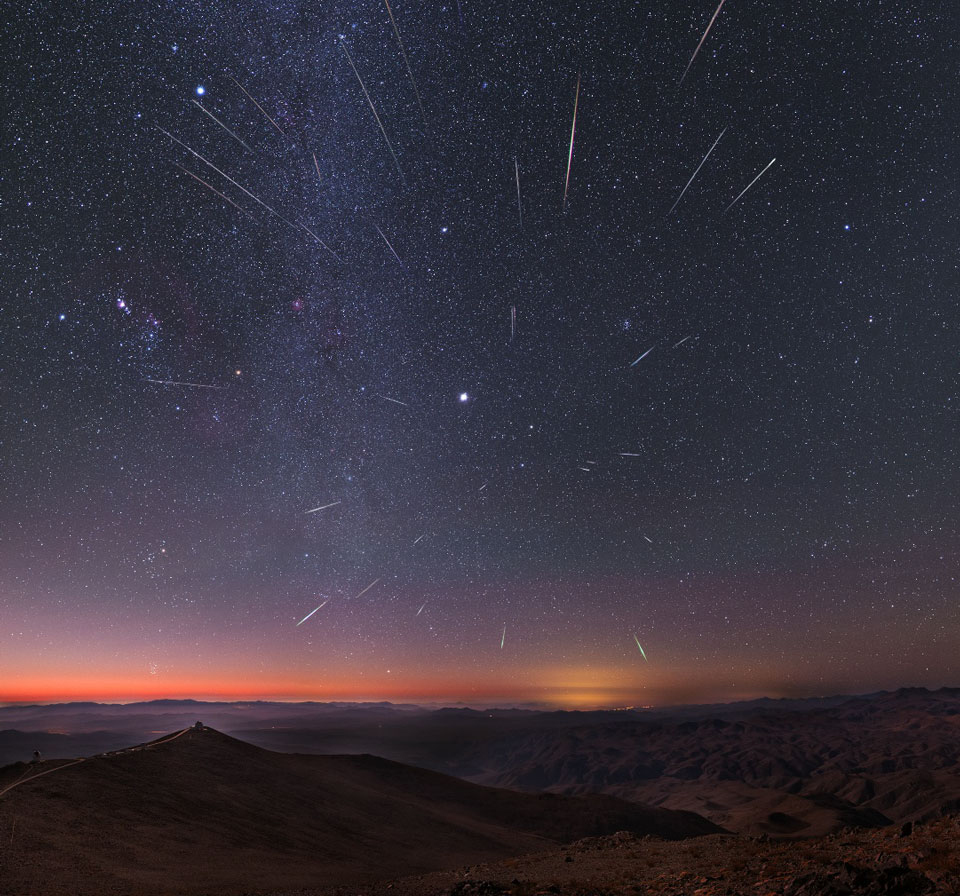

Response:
(378, 394), (409, 407)
(634, 635), (648, 661)
(313, 152), (322, 181)
(305, 501), (341, 514)
(157, 128), (301, 233)
(643, 535), (653, 544)
(667, 127), (727, 216)
(514, 157), (522, 227)
(229, 75), (285, 135)
(339, 38), (406, 186)
(192, 100), (252, 152)
(173, 163), (250, 215)
(479, 482), (488, 492)
(383, 0), (427, 129)
(510, 305), (516, 341)
(630, 345), (655, 367)
(354, 578), (381, 600)
(679, 0), (727, 86)
(723, 157), (777, 213)
(413, 533), (427, 545)
(563, 72), (581, 210)
(416, 602), (426, 616)
(375, 224), (403, 264)
(673, 335), (692, 348)
(299, 223), (342, 262)
(296, 599), (329, 626)
(619, 452), (641, 457)
(501, 624), (506, 649)
(144, 378), (223, 389)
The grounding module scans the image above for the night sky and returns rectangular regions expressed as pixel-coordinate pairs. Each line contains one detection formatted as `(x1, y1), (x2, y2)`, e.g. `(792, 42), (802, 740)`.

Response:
(2, 0), (958, 706)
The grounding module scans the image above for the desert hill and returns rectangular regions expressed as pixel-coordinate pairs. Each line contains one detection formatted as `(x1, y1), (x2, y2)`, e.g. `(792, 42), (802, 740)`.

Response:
(0, 724), (719, 895)
(4, 689), (960, 840)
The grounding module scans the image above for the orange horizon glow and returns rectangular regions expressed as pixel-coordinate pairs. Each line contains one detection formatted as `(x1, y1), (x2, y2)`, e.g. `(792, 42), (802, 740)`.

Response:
(0, 669), (860, 710)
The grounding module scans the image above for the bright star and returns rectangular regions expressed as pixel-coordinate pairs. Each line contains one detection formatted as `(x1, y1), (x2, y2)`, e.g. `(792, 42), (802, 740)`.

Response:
(459, 392), (469, 402)
(196, 85), (205, 96)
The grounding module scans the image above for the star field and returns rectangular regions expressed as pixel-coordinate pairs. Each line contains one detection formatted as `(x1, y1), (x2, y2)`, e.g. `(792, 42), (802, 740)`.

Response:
(1, 0), (958, 706)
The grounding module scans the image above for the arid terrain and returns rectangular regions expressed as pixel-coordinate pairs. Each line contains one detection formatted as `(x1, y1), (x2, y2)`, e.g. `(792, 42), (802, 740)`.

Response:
(0, 725), (716, 895)
(2, 689), (960, 894)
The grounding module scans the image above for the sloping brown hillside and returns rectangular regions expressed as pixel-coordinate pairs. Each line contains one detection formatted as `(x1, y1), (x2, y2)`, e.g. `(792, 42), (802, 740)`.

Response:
(0, 725), (719, 895)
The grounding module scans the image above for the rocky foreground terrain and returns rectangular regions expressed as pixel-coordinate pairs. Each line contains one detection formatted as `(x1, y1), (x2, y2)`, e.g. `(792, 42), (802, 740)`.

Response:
(317, 818), (960, 896)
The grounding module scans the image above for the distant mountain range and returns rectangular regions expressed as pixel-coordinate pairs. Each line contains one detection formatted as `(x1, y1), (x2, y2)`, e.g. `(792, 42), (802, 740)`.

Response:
(3, 688), (960, 840)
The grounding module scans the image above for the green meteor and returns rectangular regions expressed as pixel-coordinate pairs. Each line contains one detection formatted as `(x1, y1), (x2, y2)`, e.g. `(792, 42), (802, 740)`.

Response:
(634, 635), (648, 661)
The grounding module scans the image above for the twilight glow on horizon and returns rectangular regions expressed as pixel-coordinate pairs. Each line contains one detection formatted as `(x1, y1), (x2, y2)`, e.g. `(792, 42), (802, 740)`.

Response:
(2, 0), (958, 709)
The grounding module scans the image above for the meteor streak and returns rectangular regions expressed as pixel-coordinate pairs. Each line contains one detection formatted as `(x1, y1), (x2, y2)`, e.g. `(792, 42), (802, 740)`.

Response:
(724, 157), (777, 213)
(229, 75), (285, 135)
(339, 38), (406, 186)
(643, 535), (653, 544)
(157, 128), (301, 233)
(296, 600), (329, 626)
(383, 0), (427, 129)
(679, 0), (727, 86)
(378, 394), (409, 407)
(510, 305), (516, 341)
(313, 153), (322, 181)
(299, 223), (342, 262)
(192, 100), (252, 152)
(416, 602), (426, 616)
(354, 578), (381, 600)
(501, 624), (506, 649)
(173, 163), (250, 215)
(144, 378), (223, 389)
(413, 533), (427, 545)
(673, 335), (692, 348)
(514, 157), (522, 227)
(667, 127), (727, 216)
(375, 224), (403, 264)
(305, 501), (341, 514)
(563, 72), (581, 210)
(630, 345), (655, 367)
(619, 452), (642, 457)
(634, 635), (648, 661)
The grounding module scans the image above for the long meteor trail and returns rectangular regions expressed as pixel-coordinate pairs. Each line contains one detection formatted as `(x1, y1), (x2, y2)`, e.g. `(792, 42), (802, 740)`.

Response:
(514, 157), (522, 227)
(353, 578), (381, 600)
(229, 75), (285, 135)
(173, 163), (250, 215)
(296, 600), (329, 626)
(634, 635), (648, 661)
(299, 222), (342, 262)
(563, 72), (581, 210)
(724, 157), (777, 213)
(144, 378), (224, 389)
(305, 501), (341, 514)
(375, 224), (403, 264)
(679, 0), (727, 86)
(157, 128), (301, 233)
(339, 38), (406, 186)
(192, 100), (252, 152)
(383, 0), (427, 129)
(630, 345), (656, 367)
(667, 127), (727, 216)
